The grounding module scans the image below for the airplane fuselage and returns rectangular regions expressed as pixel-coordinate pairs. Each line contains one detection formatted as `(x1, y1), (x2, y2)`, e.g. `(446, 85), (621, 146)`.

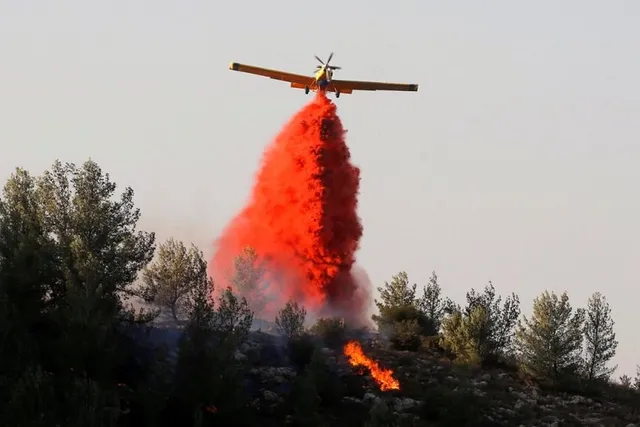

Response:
(314, 68), (333, 90)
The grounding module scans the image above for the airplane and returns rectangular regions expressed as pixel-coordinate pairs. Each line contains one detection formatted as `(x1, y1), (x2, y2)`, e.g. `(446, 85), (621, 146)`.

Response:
(228, 52), (418, 98)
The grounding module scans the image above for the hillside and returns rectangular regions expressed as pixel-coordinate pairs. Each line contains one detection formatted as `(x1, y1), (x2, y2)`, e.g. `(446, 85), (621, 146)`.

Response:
(234, 331), (640, 426)
(134, 321), (639, 427)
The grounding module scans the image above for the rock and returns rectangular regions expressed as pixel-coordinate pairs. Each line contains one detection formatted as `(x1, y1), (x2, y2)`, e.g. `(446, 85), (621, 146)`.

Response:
(342, 396), (363, 405)
(363, 392), (377, 403)
(251, 366), (297, 384)
(262, 389), (282, 403)
(393, 397), (420, 412)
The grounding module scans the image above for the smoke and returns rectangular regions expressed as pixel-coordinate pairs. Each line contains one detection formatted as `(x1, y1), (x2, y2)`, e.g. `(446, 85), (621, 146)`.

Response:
(209, 92), (371, 326)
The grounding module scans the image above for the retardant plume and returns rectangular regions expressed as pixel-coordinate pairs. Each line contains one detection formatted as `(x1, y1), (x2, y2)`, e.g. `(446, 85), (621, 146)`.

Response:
(210, 92), (370, 325)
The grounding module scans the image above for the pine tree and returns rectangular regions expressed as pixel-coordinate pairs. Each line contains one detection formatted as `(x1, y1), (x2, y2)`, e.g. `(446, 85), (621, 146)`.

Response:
(583, 292), (618, 381)
(417, 271), (452, 335)
(464, 282), (520, 358)
(229, 246), (268, 316)
(374, 271), (417, 312)
(516, 291), (585, 382)
(138, 238), (208, 323)
(275, 298), (307, 339)
(372, 271), (426, 346)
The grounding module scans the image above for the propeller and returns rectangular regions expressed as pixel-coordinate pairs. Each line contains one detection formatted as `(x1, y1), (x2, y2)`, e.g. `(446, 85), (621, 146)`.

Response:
(314, 52), (342, 70)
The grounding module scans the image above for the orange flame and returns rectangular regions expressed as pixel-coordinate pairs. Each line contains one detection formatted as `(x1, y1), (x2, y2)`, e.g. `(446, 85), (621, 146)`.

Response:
(343, 340), (400, 391)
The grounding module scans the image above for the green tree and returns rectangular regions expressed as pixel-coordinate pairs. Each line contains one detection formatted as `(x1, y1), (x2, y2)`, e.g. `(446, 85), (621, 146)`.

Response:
(34, 160), (156, 381)
(374, 271), (417, 313)
(36, 160), (155, 309)
(275, 298), (307, 339)
(172, 273), (220, 425)
(213, 286), (254, 348)
(173, 280), (253, 425)
(417, 271), (452, 335)
(441, 305), (491, 364)
(0, 168), (59, 387)
(372, 271), (435, 351)
(441, 283), (520, 364)
(582, 292), (618, 381)
(138, 238), (208, 323)
(516, 291), (585, 382)
(229, 246), (268, 316)
(0, 160), (157, 425)
(463, 282), (520, 359)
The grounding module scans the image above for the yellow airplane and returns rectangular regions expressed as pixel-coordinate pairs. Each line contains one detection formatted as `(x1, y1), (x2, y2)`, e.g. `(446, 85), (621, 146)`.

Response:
(228, 52), (418, 98)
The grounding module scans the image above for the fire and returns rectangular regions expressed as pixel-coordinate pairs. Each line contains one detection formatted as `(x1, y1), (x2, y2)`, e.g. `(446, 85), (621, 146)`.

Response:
(343, 340), (400, 391)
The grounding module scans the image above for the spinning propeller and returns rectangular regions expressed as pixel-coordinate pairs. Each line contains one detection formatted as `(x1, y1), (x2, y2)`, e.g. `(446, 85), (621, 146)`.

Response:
(315, 52), (341, 70)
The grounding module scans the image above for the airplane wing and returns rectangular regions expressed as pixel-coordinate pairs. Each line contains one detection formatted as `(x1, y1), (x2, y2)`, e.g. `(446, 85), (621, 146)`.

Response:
(330, 79), (418, 93)
(229, 62), (311, 85)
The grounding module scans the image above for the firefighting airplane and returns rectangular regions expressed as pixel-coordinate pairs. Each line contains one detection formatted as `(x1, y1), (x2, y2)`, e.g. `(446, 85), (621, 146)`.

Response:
(228, 52), (418, 98)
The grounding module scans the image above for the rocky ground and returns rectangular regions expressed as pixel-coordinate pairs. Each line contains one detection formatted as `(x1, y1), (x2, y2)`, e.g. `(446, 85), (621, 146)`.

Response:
(236, 331), (640, 427)
(131, 309), (639, 427)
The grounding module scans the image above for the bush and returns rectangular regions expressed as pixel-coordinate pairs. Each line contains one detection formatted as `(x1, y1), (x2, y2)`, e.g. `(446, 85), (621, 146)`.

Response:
(288, 332), (317, 371)
(365, 398), (400, 427)
(390, 319), (422, 351)
(419, 335), (444, 353)
(310, 317), (347, 349)
(420, 385), (487, 426)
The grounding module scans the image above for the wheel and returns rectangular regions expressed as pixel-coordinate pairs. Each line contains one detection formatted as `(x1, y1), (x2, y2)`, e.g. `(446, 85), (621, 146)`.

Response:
(336, 91), (340, 98)
(305, 86), (309, 94)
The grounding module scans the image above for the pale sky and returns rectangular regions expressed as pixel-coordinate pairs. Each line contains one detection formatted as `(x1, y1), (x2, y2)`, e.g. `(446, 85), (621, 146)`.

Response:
(1, 1), (639, 376)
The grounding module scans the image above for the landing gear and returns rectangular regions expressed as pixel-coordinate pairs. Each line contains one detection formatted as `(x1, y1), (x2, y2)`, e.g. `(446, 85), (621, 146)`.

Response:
(335, 91), (340, 98)
(305, 86), (309, 94)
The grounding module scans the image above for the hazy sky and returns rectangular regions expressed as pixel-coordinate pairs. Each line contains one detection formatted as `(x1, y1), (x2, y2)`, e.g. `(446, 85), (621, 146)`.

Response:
(1, 1), (639, 376)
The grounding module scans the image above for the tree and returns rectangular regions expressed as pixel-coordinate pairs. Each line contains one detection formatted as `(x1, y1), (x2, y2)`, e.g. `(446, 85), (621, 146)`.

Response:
(172, 281), (253, 425)
(374, 271), (417, 313)
(463, 282), (521, 359)
(372, 271), (418, 332)
(582, 292), (618, 381)
(138, 238), (208, 323)
(0, 169), (60, 379)
(36, 160), (155, 308)
(32, 160), (156, 381)
(619, 374), (632, 388)
(172, 273), (220, 424)
(213, 287), (254, 349)
(372, 271), (436, 350)
(0, 160), (157, 425)
(229, 246), (268, 316)
(441, 282), (520, 364)
(417, 271), (452, 335)
(441, 305), (490, 364)
(516, 291), (585, 382)
(634, 365), (640, 391)
(275, 298), (307, 339)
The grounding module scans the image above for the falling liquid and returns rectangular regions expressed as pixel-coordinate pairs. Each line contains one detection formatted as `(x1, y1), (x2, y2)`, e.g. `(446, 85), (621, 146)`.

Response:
(343, 340), (400, 391)
(209, 92), (370, 322)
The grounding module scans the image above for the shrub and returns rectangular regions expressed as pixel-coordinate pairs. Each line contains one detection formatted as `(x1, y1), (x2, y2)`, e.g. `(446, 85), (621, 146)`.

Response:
(390, 319), (422, 351)
(365, 398), (399, 427)
(288, 332), (316, 371)
(310, 317), (347, 349)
